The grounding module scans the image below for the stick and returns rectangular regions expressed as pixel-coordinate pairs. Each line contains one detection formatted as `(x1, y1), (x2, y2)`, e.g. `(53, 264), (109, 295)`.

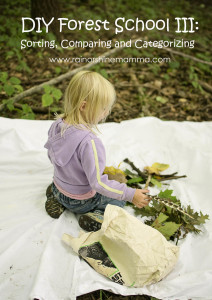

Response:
(129, 72), (144, 96)
(151, 195), (194, 219)
(144, 174), (152, 189)
(198, 80), (212, 93)
(162, 47), (212, 66)
(158, 175), (187, 182)
(123, 158), (147, 179)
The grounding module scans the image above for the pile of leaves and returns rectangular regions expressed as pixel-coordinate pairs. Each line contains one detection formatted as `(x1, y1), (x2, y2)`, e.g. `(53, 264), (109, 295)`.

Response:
(104, 160), (209, 244)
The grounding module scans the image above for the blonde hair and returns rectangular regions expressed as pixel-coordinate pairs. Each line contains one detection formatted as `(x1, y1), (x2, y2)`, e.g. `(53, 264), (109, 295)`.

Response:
(58, 70), (116, 132)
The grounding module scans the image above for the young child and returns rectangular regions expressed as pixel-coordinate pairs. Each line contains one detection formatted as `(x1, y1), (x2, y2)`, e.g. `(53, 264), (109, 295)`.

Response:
(44, 70), (150, 231)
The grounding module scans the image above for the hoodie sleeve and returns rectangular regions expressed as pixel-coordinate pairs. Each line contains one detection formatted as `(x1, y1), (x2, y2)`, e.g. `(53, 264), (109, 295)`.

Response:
(79, 137), (135, 202)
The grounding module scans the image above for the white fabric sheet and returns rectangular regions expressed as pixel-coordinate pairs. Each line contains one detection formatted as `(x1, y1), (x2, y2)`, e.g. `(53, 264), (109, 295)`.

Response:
(0, 116), (212, 300)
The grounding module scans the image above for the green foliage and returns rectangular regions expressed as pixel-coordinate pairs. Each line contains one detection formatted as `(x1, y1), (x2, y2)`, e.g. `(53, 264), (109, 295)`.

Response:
(1, 0), (211, 125)
(54, 67), (62, 75)
(0, 72), (23, 97)
(152, 213), (181, 240)
(0, 5), (31, 72)
(125, 168), (144, 186)
(100, 69), (108, 79)
(158, 189), (180, 203)
(127, 177), (143, 184)
(169, 61), (180, 70)
(19, 104), (35, 120)
(0, 71), (35, 119)
(130, 189), (209, 243)
(148, 64), (161, 75)
(189, 66), (204, 92)
(42, 85), (62, 107)
(150, 177), (162, 188)
(91, 64), (109, 79)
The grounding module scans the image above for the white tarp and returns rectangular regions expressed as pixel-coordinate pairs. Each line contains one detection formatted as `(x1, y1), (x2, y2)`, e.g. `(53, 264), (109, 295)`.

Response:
(0, 116), (212, 300)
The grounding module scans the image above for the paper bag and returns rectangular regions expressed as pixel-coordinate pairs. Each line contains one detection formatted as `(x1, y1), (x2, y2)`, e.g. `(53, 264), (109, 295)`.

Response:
(62, 204), (179, 287)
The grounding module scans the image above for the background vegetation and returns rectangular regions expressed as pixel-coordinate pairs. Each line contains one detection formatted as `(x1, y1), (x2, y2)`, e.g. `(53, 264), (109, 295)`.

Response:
(0, 0), (211, 123)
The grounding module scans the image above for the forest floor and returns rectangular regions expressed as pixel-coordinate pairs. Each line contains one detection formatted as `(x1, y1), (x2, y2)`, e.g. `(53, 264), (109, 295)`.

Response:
(0, 0), (211, 123)
(0, 0), (211, 299)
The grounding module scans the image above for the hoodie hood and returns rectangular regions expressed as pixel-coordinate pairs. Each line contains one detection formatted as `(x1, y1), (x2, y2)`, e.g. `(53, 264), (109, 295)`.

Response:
(44, 119), (90, 167)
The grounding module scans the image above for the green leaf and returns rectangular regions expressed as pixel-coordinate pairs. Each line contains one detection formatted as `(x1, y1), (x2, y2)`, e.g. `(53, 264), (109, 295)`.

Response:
(52, 88), (62, 101)
(42, 94), (53, 107)
(9, 77), (21, 85)
(124, 169), (138, 177)
(162, 74), (170, 80)
(0, 72), (8, 83)
(191, 81), (198, 89)
(3, 99), (15, 111)
(20, 104), (35, 120)
(197, 212), (209, 224)
(55, 66), (61, 74)
(151, 198), (164, 212)
(6, 50), (14, 59)
(156, 222), (181, 240)
(21, 104), (31, 113)
(156, 96), (168, 104)
(43, 85), (52, 94)
(169, 61), (180, 69)
(100, 69), (108, 79)
(150, 177), (162, 188)
(50, 106), (60, 112)
(158, 189), (179, 203)
(14, 84), (23, 93)
(21, 112), (35, 120)
(152, 213), (169, 227)
(127, 177), (143, 184)
(4, 83), (15, 96)
(135, 204), (158, 217)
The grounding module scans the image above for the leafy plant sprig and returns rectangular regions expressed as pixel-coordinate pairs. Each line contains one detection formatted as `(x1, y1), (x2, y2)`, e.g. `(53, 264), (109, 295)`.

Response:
(0, 72), (23, 98)
(136, 189), (209, 243)
(109, 159), (209, 243)
(42, 85), (62, 108)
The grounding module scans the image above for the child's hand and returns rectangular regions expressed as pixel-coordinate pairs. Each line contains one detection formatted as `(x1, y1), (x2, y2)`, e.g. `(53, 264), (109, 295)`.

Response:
(132, 189), (151, 208)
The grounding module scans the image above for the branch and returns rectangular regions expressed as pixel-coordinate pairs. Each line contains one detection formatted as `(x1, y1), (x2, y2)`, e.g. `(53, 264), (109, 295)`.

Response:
(123, 158), (147, 179)
(151, 195), (194, 219)
(162, 47), (212, 66)
(198, 80), (212, 93)
(0, 46), (126, 112)
(144, 174), (152, 189)
(158, 175), (187, 181)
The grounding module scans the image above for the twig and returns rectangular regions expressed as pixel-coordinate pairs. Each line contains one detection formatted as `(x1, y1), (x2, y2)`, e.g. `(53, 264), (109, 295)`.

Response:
(162, 47), (212, 66)
(129, 72), (144, 96)
(151, 195), (194, 219)
(157, 175), (187, 181)
(198, 80), (212, 93)
(156, 172), (178, 178)
(145, 174), (152, 189)
(123, 158), (147, 179)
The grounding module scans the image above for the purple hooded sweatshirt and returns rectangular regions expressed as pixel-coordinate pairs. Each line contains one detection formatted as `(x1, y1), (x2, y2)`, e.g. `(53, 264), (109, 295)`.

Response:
(44, 118), (135, 202)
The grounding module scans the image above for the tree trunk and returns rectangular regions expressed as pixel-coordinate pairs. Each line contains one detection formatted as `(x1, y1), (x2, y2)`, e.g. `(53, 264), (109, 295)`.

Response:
(31, 0), (61, 40)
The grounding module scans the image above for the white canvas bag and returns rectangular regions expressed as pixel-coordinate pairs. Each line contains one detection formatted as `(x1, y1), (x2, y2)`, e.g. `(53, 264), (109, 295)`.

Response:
(62, 205), (179, 287)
